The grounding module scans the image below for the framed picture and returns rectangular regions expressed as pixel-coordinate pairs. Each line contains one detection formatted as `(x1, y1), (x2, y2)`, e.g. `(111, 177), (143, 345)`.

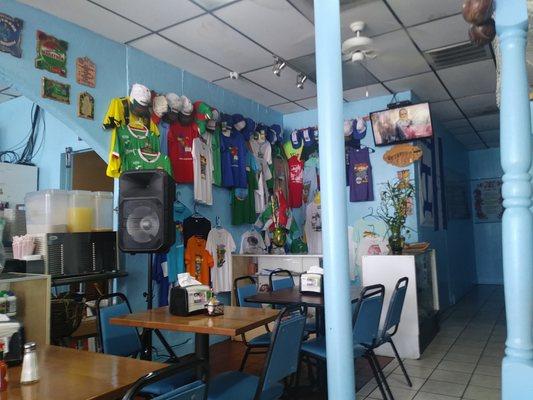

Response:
(76, 57), (96, 88)
(35, 30), (68, 77)
(41, 77), (70, 104)
(77, 92), (94, 120)
(472, 178), (503, 223)
(0, 12), (23, 58)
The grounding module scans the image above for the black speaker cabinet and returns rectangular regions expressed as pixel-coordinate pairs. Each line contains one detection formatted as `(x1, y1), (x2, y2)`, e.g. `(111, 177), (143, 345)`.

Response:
(118, 170), (175, 253)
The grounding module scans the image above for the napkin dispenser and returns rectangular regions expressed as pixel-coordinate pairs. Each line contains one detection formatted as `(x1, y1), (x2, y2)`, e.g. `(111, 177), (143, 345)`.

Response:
(169, 285), (211, 316)
(300, 273), (323, 294)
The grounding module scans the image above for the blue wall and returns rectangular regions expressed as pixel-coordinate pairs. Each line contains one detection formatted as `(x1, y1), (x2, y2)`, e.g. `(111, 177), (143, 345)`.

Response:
(0, 0), (283, 357)
(468, 148), (503, 284)
(0, 96), (89, 189)
(283, 91), (419, 242)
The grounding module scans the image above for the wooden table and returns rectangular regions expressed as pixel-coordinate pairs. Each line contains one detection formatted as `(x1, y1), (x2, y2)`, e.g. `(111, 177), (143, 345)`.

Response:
(245, 286), (362, 335)
(244, 285), (361, 308)
(0, 345), (165, 400)
(110, 306), (279, 361)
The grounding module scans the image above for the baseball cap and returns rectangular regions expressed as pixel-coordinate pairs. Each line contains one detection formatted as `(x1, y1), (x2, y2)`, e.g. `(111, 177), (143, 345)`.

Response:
(352, 117), (367, 140)
(344, 120), (353, 137)
(232, 114), (246, 131)
(180, 96), (193, 116)
(130, 83), (151, 107)
(242, 117), (256, 141)
(165, 93), (181, 113)
(207, 107), (220, 132)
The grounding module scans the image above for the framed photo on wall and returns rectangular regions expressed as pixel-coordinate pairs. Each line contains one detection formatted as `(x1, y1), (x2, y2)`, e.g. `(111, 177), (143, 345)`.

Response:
(472, 178), (503, 223)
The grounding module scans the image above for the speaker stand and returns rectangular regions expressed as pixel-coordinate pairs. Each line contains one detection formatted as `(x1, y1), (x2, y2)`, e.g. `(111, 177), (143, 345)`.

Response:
(141, 253), (180, 363)
(141, 253), (154, 360)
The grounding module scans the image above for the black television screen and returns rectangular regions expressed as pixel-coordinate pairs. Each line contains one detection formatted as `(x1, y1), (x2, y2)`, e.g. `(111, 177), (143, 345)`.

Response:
(370, 103), (433, 146)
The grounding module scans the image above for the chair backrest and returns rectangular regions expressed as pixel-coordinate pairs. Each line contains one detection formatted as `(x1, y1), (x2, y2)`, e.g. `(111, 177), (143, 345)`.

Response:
(122, 359), (208, 400)
(269, 269), (295, 291)
(255, 306), (307, 400)
(352, 284), (385, 347)
(382, 277), (409, 337)
(234, 276), (262, 309)
(96, 293), (142, 357)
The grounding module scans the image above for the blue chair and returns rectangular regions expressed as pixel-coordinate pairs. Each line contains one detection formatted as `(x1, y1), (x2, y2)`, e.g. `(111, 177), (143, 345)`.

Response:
(301, 284), (394, 400)
(233, 276), (272, 371)
(268, 270), (316, 334)
(121, 358), (208, 400)
(96, 293), (196, 397)
(374, 277), (411, 387)
(268, 269), (294, 291)
(208, 306), (307, 400)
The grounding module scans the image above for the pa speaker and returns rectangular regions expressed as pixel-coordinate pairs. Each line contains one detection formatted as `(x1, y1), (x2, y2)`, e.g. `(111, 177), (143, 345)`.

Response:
(118, 170), (175, 253)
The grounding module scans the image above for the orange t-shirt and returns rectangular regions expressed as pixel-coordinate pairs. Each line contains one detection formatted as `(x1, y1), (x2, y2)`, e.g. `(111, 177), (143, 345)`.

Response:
(185, 236), (214, 285)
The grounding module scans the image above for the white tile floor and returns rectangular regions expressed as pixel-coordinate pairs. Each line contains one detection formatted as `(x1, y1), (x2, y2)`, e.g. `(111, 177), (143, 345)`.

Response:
(360, 285), (505, 400)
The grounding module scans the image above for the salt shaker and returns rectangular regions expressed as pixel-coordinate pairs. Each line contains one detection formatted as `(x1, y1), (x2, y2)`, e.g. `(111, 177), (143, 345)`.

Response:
(20, 342), (39, 384)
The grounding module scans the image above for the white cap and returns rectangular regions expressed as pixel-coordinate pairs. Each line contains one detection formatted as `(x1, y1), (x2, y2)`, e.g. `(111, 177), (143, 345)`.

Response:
(355, 118), (366, 133)
(180, 95), (193, 116)
(130, 83), (151, 107)
(165, 93), (181, 113)
(344, 120), (352, 136)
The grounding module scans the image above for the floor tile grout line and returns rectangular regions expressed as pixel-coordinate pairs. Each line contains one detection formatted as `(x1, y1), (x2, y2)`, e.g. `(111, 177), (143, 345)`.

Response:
(459, 305), (504, 399)
(407, 286), (500, 400)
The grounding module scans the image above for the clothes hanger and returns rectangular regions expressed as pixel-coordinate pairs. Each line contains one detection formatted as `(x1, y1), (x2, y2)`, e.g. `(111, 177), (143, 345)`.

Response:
(362, 207), (379, 220)
(215, 216), (222, 229)
(192, 202), (203, 218)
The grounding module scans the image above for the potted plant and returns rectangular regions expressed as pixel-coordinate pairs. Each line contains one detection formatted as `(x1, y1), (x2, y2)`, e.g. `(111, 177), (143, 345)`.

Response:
(377, 177), (415, 255)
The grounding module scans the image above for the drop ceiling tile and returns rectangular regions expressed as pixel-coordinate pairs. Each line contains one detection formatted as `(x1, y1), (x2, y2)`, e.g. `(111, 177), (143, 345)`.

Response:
(388, 0), (463, 27)
(455, 133), (483, 145)
(362, 30), (430, 81)
(296, 97), (317, 110)
(486, 141), (500, 148)
(215, 0), (315, 59)
(343, 83), (391, 102)
(194, 0), (236, 10)
(289, 53), (317, 81)
(437, 59), (496, 98)
(452, 125), (476, 135)
(244, 66), (316, 101)
(19, 0), (150, 42)
(0, 94), (14, 104)
(456, 93), (498, 117)
(92, 0), (204, 31)
(270, 102), (306, 114)
(408, 14), (469, 51)
(0, 84), (10, 92)
(430, 100), (463, 121)
(470, 113), (500, 131)
(342, 62), (379, 91)
(340, 1), (400, 40)
(385, 72), (449, 102)
(479, 129), (500, 142)
(215, 77), (285, 106)
(130, 34), (228, 81)
(160, 14), (273, 72)
(444, 118), (470, 129)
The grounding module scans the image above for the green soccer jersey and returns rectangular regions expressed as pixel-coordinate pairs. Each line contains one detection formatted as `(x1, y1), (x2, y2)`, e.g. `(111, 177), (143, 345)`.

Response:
(123, 148), (173, 177)
(211, 128), (222, 186)
(111, 124), (161, 174)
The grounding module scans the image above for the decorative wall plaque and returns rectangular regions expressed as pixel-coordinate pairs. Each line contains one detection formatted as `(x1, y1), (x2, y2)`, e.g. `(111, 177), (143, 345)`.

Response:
(383, 143), (422, 167)
(41, 77), (70, 104)
(0, 12), (23, 58)
(76, 57), (96, 88)
(77, 92), (94, 120)
(35, 30), (68, 77)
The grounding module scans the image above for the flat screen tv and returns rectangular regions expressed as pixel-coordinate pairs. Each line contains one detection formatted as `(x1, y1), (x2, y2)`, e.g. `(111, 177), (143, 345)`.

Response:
(370, 102), (433, 146)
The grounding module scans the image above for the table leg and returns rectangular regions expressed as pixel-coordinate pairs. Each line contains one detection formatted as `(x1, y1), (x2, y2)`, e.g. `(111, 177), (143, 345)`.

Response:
(317, 309), (326, 337)
(154, 329), (180, 363)
(195, 333), (210, 361)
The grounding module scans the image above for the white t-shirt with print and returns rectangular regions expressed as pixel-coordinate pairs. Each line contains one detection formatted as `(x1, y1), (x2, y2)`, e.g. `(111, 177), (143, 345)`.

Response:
(192, 137), (213, 205)
(250, 138), (272, 213)
(305, 201), (323, 254)
(206, 228), (236, 293)
(239, 230), (267, 254)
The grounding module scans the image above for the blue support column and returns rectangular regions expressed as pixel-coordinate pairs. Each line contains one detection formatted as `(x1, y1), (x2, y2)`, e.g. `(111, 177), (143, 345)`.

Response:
(313, 1), (356, 399)
(495, 1), (533, 398)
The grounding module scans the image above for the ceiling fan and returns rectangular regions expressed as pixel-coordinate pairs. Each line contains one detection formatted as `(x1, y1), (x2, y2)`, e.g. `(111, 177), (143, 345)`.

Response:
(342, 21), (377, 62)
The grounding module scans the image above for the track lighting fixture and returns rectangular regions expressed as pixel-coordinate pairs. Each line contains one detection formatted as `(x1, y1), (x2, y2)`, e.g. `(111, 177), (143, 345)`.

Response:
(296, 73), (307, 89)
(272, 57), (286, 77)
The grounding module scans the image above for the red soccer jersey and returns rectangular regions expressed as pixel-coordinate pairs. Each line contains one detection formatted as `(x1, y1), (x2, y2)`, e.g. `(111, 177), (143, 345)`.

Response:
(287, 155), (304, 208)
(167, 121), (199, 183)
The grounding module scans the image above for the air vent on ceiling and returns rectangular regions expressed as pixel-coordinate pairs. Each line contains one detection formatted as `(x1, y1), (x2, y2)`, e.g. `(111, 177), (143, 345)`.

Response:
(424, 42), (492, 70)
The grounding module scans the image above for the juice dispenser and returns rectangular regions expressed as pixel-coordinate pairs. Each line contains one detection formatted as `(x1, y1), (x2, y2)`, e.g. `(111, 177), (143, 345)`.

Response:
(93, 192), (114, 232)
(67, 191), (94, 232)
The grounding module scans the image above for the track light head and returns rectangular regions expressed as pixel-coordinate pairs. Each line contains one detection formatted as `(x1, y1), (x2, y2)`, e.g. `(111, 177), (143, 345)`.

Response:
(272, 57), (286, 77)
(296, 73), (307, 89)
